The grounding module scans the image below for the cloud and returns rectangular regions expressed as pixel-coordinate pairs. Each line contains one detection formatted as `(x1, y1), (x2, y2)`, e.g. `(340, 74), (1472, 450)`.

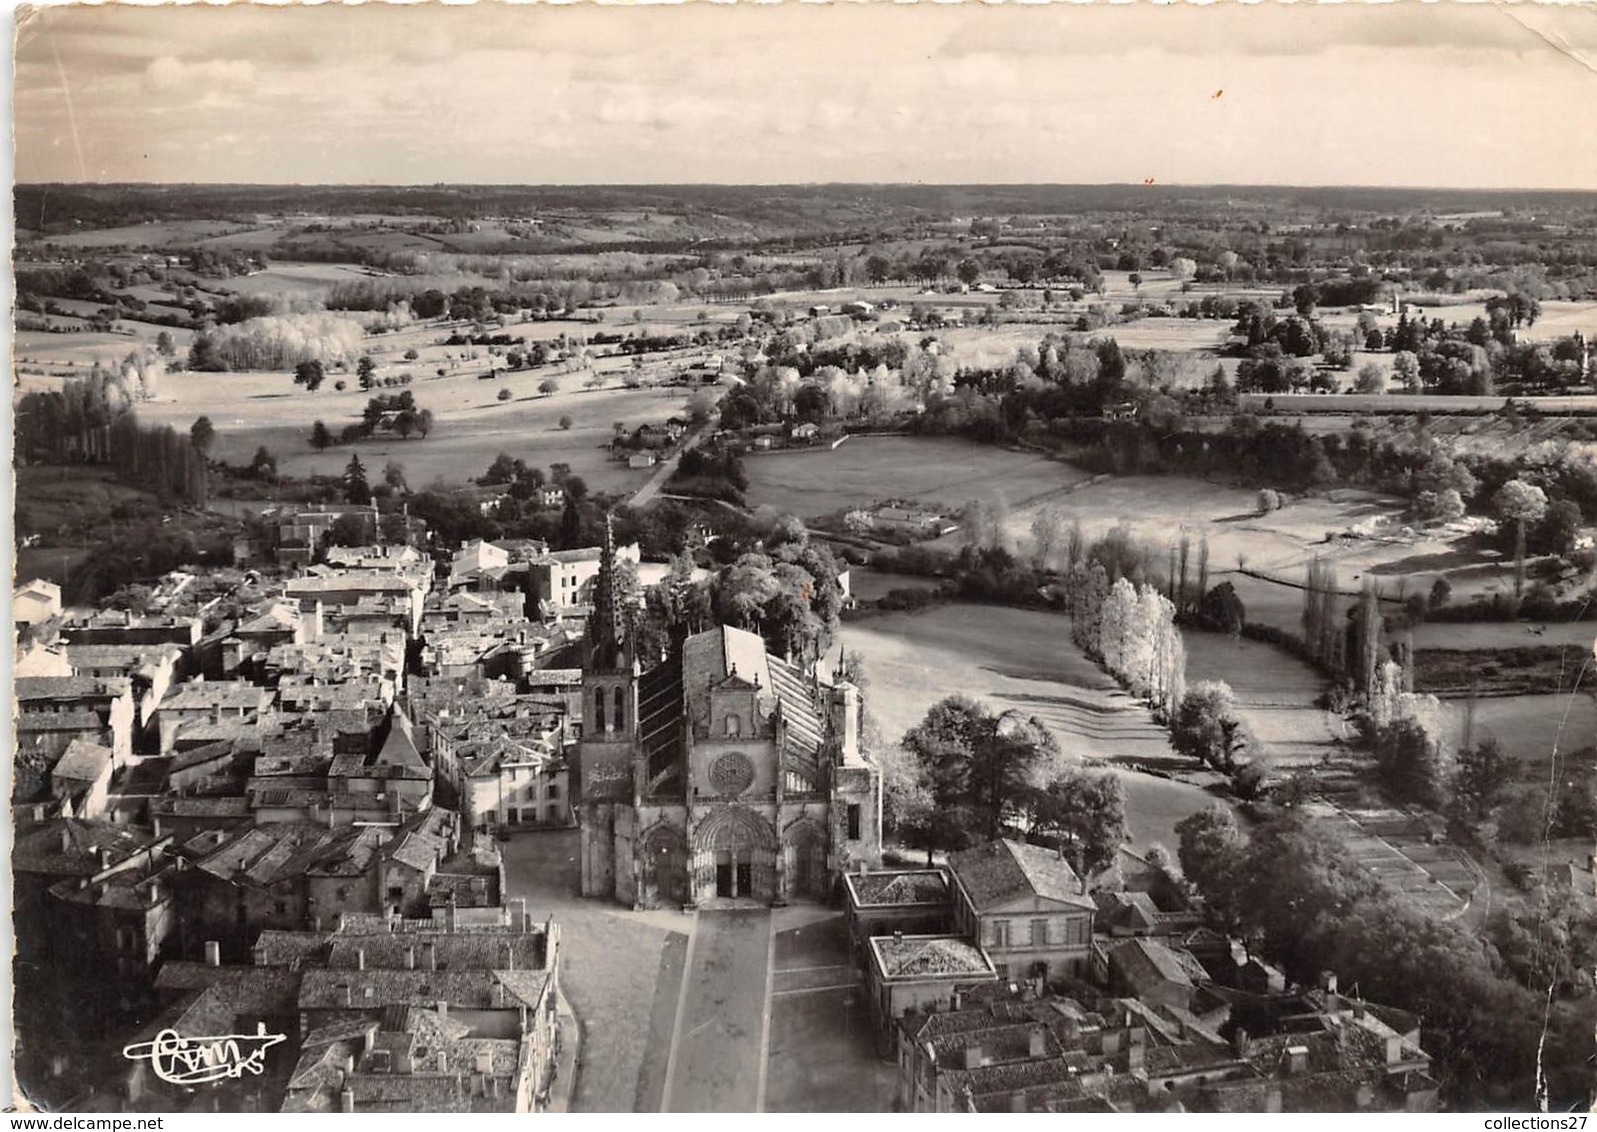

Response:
(144, 56), (257, 94)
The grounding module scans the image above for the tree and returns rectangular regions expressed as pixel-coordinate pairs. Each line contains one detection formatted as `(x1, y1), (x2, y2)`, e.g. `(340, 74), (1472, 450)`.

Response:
(899, 697), (1059, 856)
(294, 359), (325, 392)
(559, 414), (574, 431)
(1354, 362), (1387, 394)
(498, 387), (512, 402)
(189, 416), (215, 455)
(357, 355), (376, 391)
(309, 420), (334, 450)
(1028, 769), (1126, 880)
(1128, 272), (1143, 293)
(1175, 803), (1243, 918)
(393, 408), (417, 440)
(155, 331), (176, 358)
(1392, 350), (1421, 392)
(250, 445), (278, 481)
(415, 408), (434, 439)
(383, 460), (409, 494)
(344, 453), (371, 505)
(1029, 506), (1065, 571)
(1373, 717), (1447, 809)
(1172, 681), (1251, 773)
(1194, 581), (1245, 635)
(956, 259), (981, 286)
(1450, 735), (1517, 826)
(1493, 479), (1548, 599)
(538, 377), (560, 397)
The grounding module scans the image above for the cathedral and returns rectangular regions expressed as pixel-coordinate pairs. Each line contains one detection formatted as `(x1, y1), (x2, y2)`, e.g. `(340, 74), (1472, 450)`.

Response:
(574, 522), (882, 908)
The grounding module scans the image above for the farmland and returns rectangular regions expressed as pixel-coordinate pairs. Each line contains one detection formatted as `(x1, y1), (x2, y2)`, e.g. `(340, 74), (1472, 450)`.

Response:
(132, 365), (697, 494)
(744, 436), (1093, 520)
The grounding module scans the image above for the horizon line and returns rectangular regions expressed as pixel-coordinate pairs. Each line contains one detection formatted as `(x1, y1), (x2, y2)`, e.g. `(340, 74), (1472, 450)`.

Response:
(15, 180), (1597, 195)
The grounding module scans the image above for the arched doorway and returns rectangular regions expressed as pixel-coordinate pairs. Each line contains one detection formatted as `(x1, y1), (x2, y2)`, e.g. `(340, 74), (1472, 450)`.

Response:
(783, 819), (829, 901)
(638, 822), (689, 908)
(691, 806), (777, 902)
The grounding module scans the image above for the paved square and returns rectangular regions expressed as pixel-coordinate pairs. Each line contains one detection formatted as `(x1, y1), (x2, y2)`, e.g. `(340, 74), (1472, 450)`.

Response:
(663, 908), (773, 1112)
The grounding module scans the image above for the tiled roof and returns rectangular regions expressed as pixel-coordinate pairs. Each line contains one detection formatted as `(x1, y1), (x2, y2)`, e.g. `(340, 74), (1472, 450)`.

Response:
(13, 819), (162, 877)
(155, 962), (303, 1014)
(872, 935), (995, 979)
(849, 869), (951, 906)
(16, 711), (107, 733)
(52, 739), (113, 783)
(1109, 938), (1201, 992)
(16, 675), (130, 701)
(163, 681), (268, 712)
(949, 839), (1093, 912)
(297, 967), (547, 1010)
(768, 654), (824, 755)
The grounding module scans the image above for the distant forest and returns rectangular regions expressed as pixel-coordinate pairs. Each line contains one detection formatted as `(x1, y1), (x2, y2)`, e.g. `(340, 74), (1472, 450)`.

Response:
(17, 182), (1597, 236)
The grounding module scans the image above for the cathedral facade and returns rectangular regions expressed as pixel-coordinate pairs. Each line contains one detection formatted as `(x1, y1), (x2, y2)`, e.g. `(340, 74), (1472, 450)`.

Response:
(574, 525), (882, 908)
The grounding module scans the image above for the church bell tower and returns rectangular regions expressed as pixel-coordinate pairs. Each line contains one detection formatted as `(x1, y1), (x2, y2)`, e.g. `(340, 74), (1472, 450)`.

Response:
(578, 515), (640, 798)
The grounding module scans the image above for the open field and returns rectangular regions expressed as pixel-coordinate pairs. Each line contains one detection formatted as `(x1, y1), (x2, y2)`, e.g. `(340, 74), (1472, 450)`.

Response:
(839, 604), (1216, 853)
(1180, 631), (1340, 771)
(36, 219), (267, 248)
(133, 365), (696, 492)
(1438, 692), (1597, 773)
(744, 435), (1092, 519)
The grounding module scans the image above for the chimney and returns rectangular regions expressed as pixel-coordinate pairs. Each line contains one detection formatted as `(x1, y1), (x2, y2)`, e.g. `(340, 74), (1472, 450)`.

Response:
(425, 941), (437, 971)
(60, 826), (72, 853)
(1286, 1046), (1309, 1076)
(343, 985), (353, 1007)
(1319, 970), (1338, 996)
(1384, 1035), (1404, 1066)
(356, 947), (366, 971)
(1028, 1028), (1046, 1058)
(1232, 1028), (1250, 1059)
(893, 930), (903, 944)
(339, 1087), (355, 1114)
(963, 1042), (982, 1070)
(204, 940), (221, 967)
(437, 999), (448, 1019)
(152, 816), (163, 838)
(97, 847), (112, 870)
(437, 1050), (448, 1074)
(513, 897), (528, 931)
(503, 942), (515, 971)
(363, 1027), (376, 1055)
(405, 946), (416, 970)
(951, 989), (964, 1012)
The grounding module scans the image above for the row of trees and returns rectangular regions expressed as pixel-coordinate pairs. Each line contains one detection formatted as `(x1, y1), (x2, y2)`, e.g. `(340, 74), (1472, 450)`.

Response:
(16, 372), (208, 506)
(1069, 568), (1186, 720)
(188, 312), (366, 372)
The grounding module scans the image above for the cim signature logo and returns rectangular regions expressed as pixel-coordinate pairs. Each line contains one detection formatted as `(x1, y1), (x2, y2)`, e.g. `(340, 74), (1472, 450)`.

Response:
(122, 1022), (287, 1085)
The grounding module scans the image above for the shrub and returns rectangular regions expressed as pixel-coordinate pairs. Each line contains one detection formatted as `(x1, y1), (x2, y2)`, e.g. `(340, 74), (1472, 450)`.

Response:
(497, 388), (512, 402)
(559, 414), (574, 431)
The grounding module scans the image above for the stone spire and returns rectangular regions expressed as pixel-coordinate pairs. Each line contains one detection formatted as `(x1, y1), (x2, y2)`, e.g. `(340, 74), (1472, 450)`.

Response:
(588, 512), (627, 666)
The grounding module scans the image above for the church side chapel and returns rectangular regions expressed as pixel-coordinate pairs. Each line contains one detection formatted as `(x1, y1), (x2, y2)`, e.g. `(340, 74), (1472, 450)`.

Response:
(575, 519), (882, 908)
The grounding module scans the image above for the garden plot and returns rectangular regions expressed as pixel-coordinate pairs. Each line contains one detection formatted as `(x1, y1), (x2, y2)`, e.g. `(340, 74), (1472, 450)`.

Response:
(1306, 802), (1474, 920)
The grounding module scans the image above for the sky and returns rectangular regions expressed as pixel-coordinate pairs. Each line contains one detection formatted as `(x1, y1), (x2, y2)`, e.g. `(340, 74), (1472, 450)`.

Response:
(12, 1), (1597, 189)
